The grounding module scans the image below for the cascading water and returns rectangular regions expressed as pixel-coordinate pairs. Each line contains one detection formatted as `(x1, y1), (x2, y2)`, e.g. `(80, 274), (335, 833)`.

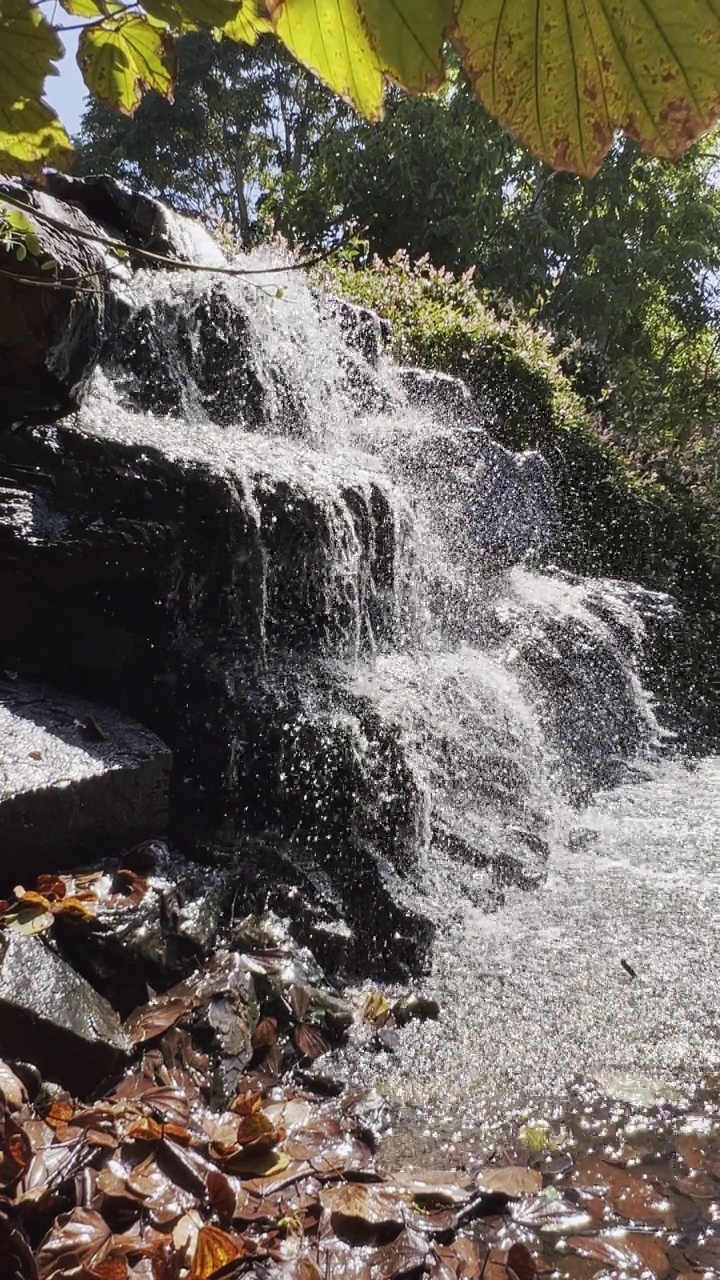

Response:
(10, 230), (717, 1132)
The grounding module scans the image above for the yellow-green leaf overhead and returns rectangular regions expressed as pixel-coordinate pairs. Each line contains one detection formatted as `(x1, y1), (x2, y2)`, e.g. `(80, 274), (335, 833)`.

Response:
(59, 0), (125, 18)
(220, 0), (272, 43)
(360, 0), (453, 93)
(78, 14), (176, 114)
(0, 0), (64, 99)
(0, 96), (73, 173)
(454, 0), (720, 175)
(265, 0), (385, 118)
(0, 0), (72, 172)
(174, 0), (246, 29)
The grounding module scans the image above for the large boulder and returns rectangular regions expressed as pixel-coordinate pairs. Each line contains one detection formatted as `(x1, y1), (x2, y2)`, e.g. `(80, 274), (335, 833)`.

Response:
(0, 678), (171, 888)
(44, 172), (225, 267)
(0, 933), (130, 1093)
(0, 182), (112, 418)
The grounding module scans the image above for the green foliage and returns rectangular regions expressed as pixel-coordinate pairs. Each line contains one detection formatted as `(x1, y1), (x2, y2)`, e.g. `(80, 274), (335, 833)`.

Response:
(0, 202), (42, 262)
(4, 0), (720, 178)
(74, 33), (347, 242)
(324, 251), (720, 593)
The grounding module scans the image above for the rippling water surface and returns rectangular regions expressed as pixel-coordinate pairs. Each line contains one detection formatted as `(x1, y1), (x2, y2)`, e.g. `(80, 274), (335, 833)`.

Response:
(348, 757), (720, 1155)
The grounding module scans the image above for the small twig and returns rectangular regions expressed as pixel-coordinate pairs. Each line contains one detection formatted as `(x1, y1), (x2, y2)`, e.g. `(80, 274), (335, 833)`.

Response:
(620, 958), (637, 978)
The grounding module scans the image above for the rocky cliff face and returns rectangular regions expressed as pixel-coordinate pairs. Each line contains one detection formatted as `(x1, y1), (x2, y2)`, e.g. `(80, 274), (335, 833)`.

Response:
(0, 175), (691, 978)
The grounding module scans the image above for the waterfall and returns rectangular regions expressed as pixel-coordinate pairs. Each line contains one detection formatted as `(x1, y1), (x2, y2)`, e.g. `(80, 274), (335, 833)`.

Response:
(50, 252), (672, 972)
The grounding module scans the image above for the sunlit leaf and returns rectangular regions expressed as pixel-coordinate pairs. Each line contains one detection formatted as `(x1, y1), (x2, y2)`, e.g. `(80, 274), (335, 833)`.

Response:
(0, 1061), (28, 1111)
(320, 1183), (406, 1244)
(0, 97), (72, 175)
(35, 1208), (113, 1279)
(220, 0), (272, 43)
(188, 1224), (241, 1280)
(454, 0), (720, 176)
(2, 904), (54, 935)
(77, 15), (176, 116)
(266, 0), (384, 118)
(476, 1166), (543, 1198)
(59, 0), (125, 16)
(568, 1231), (670, 1279)
(360, 0), (452, 93)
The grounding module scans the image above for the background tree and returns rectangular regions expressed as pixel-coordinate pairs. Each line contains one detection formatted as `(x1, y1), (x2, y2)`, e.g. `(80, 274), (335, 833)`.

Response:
(75, 32), (347, 244)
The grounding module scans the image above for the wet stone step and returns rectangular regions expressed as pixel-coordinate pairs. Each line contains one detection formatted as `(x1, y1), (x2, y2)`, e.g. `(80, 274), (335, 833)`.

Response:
(0, 932), (130, 1093)
(0, 678), (171, 888)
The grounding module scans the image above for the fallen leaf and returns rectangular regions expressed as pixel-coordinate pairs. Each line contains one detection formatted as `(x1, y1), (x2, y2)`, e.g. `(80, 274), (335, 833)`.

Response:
(35, 1208), (114, 1280)
(292, 1024), (329, 1061)
(567, 1231), (670, 1278)
(251, 1016), (278, 1049)
(507, 1241), (537, 1280)
(206, 1170), (237, 1228)
(0, 1060), (28, 1110)
(125, 999), (190, 1047)
(187, 1224), (241, 1279)
(477, 1166), (542, 1198)
(320, 1183), (405, 1244)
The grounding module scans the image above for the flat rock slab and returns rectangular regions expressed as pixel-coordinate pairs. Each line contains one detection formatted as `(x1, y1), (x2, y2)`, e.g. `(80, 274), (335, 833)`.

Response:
(0, 679), (171, 887)
(0, 933), (130, 1094)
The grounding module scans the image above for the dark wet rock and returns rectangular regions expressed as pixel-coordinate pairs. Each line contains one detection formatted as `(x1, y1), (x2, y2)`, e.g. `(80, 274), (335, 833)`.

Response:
(0, 182), (111, 419)
(392, 995), (440, 1027)
(105, 283), (300, 431)
(0, 417), (431, 976)
(50, 846), (235, 1015)
(194, 665), (434, 977)
(44, 172), (225, 267)
(408, 424), (559, 569)
(317, 295), (390, 366)
(0, 933), (130, 1093)
(0, 420), (411, 673)
(0, 679), (171, 889)
(398, 367), (488, 425)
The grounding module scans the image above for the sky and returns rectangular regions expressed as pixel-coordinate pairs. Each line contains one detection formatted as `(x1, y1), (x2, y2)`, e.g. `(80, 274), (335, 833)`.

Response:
(46, 29), (88, 138)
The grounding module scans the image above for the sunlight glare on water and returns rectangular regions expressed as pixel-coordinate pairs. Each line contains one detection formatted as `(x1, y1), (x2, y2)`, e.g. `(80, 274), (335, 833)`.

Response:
(358, 756), (720, 1144)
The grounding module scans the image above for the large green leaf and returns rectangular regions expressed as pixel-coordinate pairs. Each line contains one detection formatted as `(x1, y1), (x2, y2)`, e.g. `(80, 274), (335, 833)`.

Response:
(455, 0), (720, 175)
(78, 14), (176, 114)
(0, 95), (73, 173)
(0, 0), (72, 173)
(220, 0), (272, 43)
(266, 0), (385, 118)
(0, 0), (64, 100)
(59, 0), (125, 17)
(360, 0), (453, 93)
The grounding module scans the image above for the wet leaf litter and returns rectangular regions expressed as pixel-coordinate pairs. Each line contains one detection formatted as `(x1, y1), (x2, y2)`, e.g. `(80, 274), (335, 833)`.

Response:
(0, 856), (717, 1279)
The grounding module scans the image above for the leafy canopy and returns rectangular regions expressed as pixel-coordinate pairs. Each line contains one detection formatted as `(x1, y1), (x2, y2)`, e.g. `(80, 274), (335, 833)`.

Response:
(2, 0), (720, 178)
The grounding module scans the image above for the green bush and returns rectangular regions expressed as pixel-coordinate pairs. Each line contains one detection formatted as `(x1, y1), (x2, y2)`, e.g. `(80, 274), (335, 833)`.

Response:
(323, 251), (719, 597)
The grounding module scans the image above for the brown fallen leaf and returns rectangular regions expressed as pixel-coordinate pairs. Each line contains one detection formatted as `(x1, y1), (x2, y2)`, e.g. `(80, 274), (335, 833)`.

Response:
(320, 1183), (405, 1245)
(187, 1223), (243, 1280)
(206, 1170), (237, 1229)
(507, 1241), (537, 1280)
(567, 1231), (670, 1279)
(292, 1024), (329, 1061)
(0, 1060), (29, 1110)
(124, 999), (190, 1048)
(609, 1174), (676, 1226)
(35, 1208), (115, 1280)
(477, 1166), (542, 1198)
(35, 875), (67, 901)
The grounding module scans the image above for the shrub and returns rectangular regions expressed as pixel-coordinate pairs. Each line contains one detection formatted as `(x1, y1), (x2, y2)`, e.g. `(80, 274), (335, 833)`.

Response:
(323, 251), (719, 597)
